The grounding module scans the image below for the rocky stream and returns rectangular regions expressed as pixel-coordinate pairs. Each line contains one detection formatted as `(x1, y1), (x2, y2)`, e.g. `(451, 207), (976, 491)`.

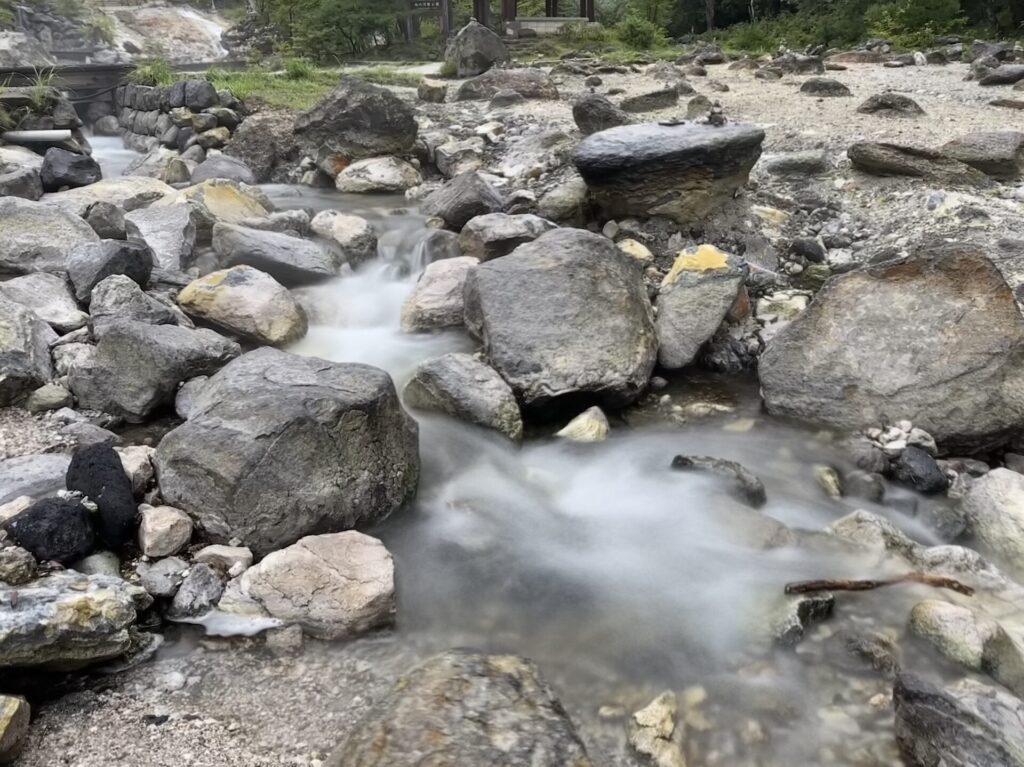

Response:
(3, 20), (1024, 767)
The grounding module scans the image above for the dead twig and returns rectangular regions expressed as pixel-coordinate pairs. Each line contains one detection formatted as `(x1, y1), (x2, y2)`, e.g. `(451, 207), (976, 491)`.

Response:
(784, 572), (974, 597)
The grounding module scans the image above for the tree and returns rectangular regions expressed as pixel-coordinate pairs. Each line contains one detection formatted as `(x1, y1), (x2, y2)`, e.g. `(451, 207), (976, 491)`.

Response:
(704, 0), (715, 28)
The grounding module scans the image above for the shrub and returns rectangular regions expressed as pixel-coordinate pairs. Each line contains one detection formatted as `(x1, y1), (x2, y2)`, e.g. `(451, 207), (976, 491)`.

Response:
(866, 0), (964, 49)
(284, 57), (315, 79)
(439, 59), (457, 78)
(617, 16), (665, 49)
(85, 15), (116, 46)
(558, 21), (611, 44)
(128, 58), (175, 86)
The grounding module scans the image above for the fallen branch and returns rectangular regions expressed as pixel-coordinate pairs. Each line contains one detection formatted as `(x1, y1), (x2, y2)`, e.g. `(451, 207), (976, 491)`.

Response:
(784, 572), (974, 597)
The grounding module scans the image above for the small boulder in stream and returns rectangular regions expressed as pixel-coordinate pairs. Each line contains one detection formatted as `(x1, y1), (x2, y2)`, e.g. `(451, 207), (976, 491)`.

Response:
(655, 244), (745, 370)
(326, 650), (592, 767)
(403, 352), (523, 440)
(212, 222), (339, 286)
(463, 228), (657, 410)
(670, 455), (767, 508)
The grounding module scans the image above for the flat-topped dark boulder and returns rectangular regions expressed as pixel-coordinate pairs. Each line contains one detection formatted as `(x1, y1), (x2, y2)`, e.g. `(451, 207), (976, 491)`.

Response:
(573, 122), (764, 224)
(848, 142), (994, 187)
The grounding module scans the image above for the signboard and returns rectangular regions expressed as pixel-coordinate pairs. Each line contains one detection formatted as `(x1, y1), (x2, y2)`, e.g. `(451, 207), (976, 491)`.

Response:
(411, 0), (442, 9)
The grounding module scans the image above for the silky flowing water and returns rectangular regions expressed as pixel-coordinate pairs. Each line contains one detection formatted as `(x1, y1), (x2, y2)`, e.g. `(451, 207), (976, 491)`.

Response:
(88, 143), (963, 766)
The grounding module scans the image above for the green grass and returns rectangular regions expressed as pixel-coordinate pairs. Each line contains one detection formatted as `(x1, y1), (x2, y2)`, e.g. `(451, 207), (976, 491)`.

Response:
(203, 66), (423, 111)
(128, 59), (175, 86)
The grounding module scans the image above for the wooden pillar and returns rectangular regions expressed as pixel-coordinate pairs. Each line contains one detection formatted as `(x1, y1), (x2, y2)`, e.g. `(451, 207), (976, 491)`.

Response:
(580, 0), (594, 21)
(473, 0), (488, 26)
(502, 0), (516, 23)
(545, 0), (557, 16)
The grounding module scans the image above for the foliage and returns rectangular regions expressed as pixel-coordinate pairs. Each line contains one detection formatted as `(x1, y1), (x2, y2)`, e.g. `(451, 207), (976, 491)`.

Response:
(439, 59), (457, 77)
(203, 65), (421, 111)
(29, 66), (55, 110)
(0, 0), (14, 30)
(128, 58), (175, 87)
(0, 105), (15, 132)
(350, 65), (424, 86)
(616, 15), (666, 49)
(284, 56), (316, 79)
(558, 21), (612, 43)
(865, 0), (964, 48)
(84, 14), (116, 45)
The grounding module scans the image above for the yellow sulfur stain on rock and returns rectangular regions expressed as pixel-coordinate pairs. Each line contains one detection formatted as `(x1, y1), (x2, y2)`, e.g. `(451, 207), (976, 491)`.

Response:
(662, 244), (731, 287)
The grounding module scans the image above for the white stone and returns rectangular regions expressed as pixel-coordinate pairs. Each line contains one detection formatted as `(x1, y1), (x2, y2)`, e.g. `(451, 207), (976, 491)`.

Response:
(310, 210), (378, 264)
(115, 445), (155, 497)
(239, 531), (395, 640)
(962, 468), (1024, 576)
(909, 599), (994, 670)
(334, 157), (422, 193)
(138, 505), (193, 557)
(194, 545), (253, 572)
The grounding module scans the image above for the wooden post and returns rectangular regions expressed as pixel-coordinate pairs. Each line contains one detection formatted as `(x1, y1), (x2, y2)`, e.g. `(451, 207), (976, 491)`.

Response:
(473, 0), (489, 26)
(442, 0), (452, 37)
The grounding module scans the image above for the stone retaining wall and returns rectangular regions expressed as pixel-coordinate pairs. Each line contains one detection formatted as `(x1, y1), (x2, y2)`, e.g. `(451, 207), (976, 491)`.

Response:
(114, 80), (244, 156)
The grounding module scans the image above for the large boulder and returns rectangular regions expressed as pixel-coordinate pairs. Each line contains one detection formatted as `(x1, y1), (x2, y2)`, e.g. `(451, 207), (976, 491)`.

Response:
(458, 213), (557, 261)
(455, 68), (559, 101)
(68, 321), (240, 422)
(39, 147), (102, 192)
(176, 265), (308, 347)
(0, 197), (99, 274)
(420, 172), (505, 231)
(444, 19), (509, 78)
(655, 245), (745, 369)
(326, 650), (592, 767)
(894, 673), (1024, 767)
(0, 572), (150, 670)
(759, 246), (1024, 452)
(941, 131), (1024, 181)
(979, 65), (1024, 86)
(212, 222), (339, 286)
(848, 142), (993, 187)
(572, 93), (632, 136)
(573, 123), (764, 224)
(293, 78), (417, 165)
(237, 531), (395, 639)
(66, 240), (154, 302)
(124, 204), (198, 272)
(0, 272), (87, 333)
(154, 348), (419, 556)
(0, 294), (56, 407)
(463, 228), (657, 409)
(401, 256), (477, 332)
(404, 352), (523, 440)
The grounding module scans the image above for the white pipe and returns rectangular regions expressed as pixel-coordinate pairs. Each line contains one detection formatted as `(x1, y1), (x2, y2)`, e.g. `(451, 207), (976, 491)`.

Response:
(1, 130), (73, 143)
